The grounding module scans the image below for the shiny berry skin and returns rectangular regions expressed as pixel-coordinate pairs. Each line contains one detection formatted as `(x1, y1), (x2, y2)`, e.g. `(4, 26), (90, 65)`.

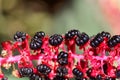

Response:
(37, 64), (51, 75)
(34, 31), (45, 39)
(57, 51), (68, 59)
(56, 66), (68, 76)
(49, 34), (63, 46)
(75, 32), (89, 46)
(107, 35), (120, 47)
(29, 73), (42, 80)
(14, 31), (26, 42)
(72, 68), (83, 78)
(86, 68), (92, 77)
(90, 33), (104, 48)
(57, 51), (68, 65)
(57, 58), (68, 65)
(19, 67), (33, 77)
(65, 29), (80, 39)
(1, 77), (8, 80)
(75, 77), (87, 80)
(116, 69), (120, 78)
(101, 31), (111, 39)
(30, 38), (43, 50)
(105, 77), (116, 80)
(53, 76), (69, 80)
(96, 74), (102, 80)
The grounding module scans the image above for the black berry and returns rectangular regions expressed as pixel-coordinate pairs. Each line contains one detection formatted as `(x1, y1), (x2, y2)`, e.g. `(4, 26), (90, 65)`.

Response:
(19, 67), (33, 77)
(96, 74), (102, 80)
(56, 66), (68, 76)
(37, 64), (51, 75)
(90, 33), (104, 48)
(49, 34), (63, 46)
(53, 76), (68, 80)
(116, 69), (120, 78)
(57, 51), (68, 59)
(57, 51), (68, 65)
(30, 38), (43, 50)
(72, 68), (83, 78)
(14, 31), (26, 42)
(34, 31), (45, 39)
(107, 35), (120, 47)
(105, 77), (116, 80)
(65, 29), (80, 39)
(75, 32), (89, 46)
(1, 77), (8, 80)
(29, 73), (42, 80)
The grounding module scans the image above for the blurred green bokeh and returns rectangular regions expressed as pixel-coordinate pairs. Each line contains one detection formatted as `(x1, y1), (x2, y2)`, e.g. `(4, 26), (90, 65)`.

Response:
(0, 0), (112, 80)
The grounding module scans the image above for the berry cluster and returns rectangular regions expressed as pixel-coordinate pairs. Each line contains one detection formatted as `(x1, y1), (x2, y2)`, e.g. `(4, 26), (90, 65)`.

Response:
(1, 29), (120, 80)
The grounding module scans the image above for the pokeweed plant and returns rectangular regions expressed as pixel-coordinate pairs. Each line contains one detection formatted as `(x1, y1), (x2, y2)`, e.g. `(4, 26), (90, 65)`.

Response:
(0, 29), (120, 80)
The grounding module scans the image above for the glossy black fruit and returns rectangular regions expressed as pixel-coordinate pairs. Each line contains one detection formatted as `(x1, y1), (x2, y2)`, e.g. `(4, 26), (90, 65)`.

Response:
(34, 31), (45, 39)
(49, 34), (63, 46)
(30, 38), (43, 50)
(75, 32), (89, 46)
(14, 31), (26, 42)
(53, 76), (68, 80)
(37, 64), (51, 75)
(72, 68), (83, 78)
(56, 66), (68, 76)
(19, 67), (33, 77)
(1, 77), (8, 80)
(65, 29), (80, 39)
(29, 73), (42, 80)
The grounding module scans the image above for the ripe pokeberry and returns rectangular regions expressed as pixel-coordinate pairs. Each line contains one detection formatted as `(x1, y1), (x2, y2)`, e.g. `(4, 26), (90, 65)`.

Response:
(29, 73), (42, 80)
(57, 51), (68, 65)
(65, 29), (80, 39)
(19, 67), (33, 77)
(101, 31), (111, 39)
(96, 74), (102, 80)
(53, 76), (69, 80)
(1, 77), (8, 80)
(75, 77), (87, 80)
(14, 31), (26, 42)
(105, 77), (116, 80)
(116, 69), (120, 78)
(75, 32), (89, 46)
(49, 34), (63, 46)
(57, 51), (68, 59)
(90, 33), (104, 48)
(72, 68), (83, 78)
(30, 38), (43, 50)
(86, 68), (92, 78)
(107, 35), (120, 47)
(34, 31), (45, 39)
(56, 66), (68, 76)
(37, 64), (51, 75)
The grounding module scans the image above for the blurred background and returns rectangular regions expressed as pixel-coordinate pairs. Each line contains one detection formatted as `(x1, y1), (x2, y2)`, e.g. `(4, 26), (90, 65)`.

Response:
(0, 0), (120, 80)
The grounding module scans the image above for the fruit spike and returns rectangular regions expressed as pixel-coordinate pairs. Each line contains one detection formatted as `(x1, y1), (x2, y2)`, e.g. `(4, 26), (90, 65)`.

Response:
(1, 30), (120, 80)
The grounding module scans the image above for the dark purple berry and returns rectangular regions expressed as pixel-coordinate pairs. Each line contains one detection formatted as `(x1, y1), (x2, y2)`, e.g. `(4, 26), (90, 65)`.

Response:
(34, 31), (45, 39)
(1, 77), (8, 80)
(56, 66), (68, 76)
(49, 34), (63, 46)
(72, 68), (83, 78)
(65, 29), (80, 39)
(29, 73), (42, 80)
(30, 38), (43, 50)
(14, 31), (26, 42)
(75, 32), (89, 46)
(37, 64), (51, 75)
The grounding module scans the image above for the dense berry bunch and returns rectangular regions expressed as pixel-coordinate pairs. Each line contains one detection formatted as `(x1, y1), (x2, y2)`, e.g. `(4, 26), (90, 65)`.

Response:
(1, 30), (120, 80)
